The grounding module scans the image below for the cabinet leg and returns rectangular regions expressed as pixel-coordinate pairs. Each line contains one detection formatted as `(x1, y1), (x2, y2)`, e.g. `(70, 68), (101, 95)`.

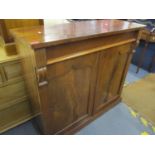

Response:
(136, 41), (149, 73)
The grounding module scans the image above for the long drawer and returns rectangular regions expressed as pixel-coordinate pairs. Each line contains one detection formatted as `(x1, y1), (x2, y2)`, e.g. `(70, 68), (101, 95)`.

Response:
(3, 60), (22, 81)
(0, 99), (33, 133)
(0, 59), (22, 82)
(0, 80), (28, 110)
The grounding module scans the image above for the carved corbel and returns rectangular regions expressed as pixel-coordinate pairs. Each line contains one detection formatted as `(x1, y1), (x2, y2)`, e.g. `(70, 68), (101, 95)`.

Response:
(36, 67), (48, 87)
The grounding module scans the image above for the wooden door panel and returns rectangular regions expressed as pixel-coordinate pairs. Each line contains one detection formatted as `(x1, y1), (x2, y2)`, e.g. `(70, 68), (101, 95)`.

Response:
(46, 53), (98, 134)
(94, 44), (132, 113)
(107, 45), (131, 99)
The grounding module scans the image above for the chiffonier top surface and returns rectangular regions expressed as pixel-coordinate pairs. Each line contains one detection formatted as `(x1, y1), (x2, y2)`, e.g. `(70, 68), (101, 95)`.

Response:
(11, 19), (145, 49)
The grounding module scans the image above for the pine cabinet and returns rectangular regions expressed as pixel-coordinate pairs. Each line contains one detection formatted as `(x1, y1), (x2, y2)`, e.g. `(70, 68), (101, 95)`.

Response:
(0, 48), (33, 133)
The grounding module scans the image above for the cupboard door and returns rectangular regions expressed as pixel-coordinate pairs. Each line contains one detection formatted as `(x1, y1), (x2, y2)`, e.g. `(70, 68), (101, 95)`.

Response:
(93, 44), (132, 113)
(46, 53), (98, 134)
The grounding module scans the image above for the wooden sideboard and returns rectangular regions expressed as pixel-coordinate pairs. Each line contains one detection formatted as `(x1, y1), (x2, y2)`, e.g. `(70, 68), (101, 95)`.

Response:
(11, 20), (144, 134)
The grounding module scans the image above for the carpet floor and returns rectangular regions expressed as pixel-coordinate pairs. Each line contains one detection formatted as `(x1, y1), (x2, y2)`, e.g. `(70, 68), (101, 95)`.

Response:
(122, 73), (155, 126)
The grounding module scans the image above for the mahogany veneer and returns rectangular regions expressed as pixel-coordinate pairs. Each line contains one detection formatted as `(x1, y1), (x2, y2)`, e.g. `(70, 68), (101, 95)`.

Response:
(11, 20), (145, 134)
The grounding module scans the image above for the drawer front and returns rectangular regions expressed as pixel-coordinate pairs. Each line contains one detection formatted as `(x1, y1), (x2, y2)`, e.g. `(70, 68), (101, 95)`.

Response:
(0, 80), (27, 108)
(46, 32), (136, 62)
(3, 60), (22, 81)
(0, 99), (33, 133)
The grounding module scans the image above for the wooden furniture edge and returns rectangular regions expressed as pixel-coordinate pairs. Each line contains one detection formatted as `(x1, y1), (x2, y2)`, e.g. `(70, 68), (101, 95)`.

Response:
(0, 113), (39, 134)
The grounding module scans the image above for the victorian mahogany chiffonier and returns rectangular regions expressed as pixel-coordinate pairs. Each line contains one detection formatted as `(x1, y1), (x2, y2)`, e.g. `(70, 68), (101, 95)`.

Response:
(11, 20), (144, 134)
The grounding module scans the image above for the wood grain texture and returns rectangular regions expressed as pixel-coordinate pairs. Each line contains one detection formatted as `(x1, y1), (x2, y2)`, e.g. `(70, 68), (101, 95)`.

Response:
(0, 19), (43, 56)
(12, 20), (144, 134)
(46, 53), (99, 134)
(0, 46), (19, 63)
(0, 19), (43, 43)
(0, 20), (43, 133)
(11, 19), (145, 49)
(0, 99), (33, 133)
(15, 37), (41, 116)
(93, 44), (132, 113)
(0, 58), (34, 133)
(46, 38), (136, 65)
